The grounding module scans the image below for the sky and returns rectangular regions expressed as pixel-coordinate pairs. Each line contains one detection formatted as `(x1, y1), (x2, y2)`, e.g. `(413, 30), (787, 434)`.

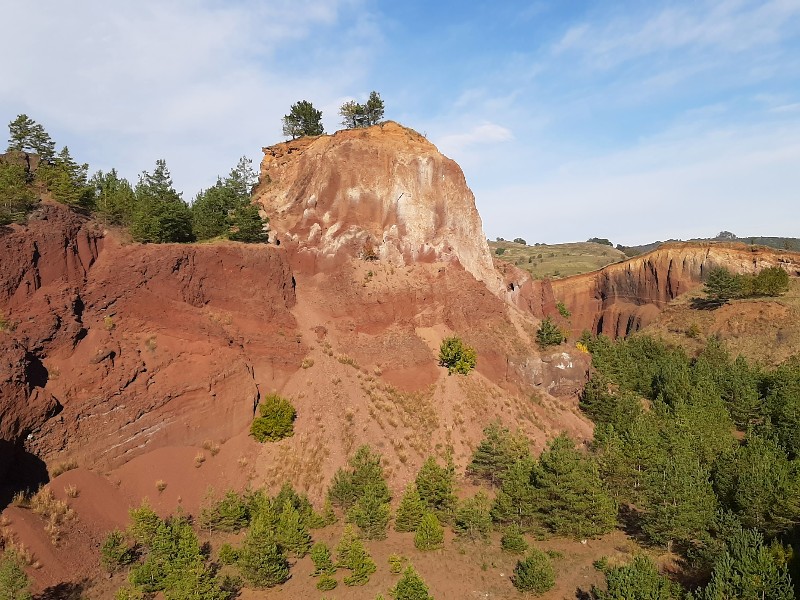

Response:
(1, 0), (799, 245)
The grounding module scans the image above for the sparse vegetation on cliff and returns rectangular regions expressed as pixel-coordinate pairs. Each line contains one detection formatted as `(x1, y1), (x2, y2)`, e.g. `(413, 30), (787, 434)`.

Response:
(536, 316), (564, 347)
(438, 336), (477, 375)
(250, 393), (297, 442)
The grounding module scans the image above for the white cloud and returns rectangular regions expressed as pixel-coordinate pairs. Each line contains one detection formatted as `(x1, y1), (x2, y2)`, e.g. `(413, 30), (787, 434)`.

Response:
(436, 122), (514, 156)
(0, 0), (376, 197)
(475, 119), (800, 245)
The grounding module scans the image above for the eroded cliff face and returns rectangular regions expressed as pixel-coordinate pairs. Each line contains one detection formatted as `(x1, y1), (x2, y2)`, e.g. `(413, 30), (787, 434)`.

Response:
(550, 243), (800, 338)
(253, 122), (501, 292)
(0, 204), (302, 484)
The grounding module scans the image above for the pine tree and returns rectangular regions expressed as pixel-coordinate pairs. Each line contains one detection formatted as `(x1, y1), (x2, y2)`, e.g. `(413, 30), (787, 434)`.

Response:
(0, 549), (32, 600)
(394, 483), (425, 532)
(391, 565), (433, 600)
(531, 434), (617, 539)
(100, 530), (135, 572)
(37, 146), (93, 207)
(310, 541), (336, 576)
(500, 525), (528, 554)
(592, 555), (682, 600)
(413, 513), (444, 551)
(415, 456), (457, 522)
(512, 548), (555, 594)
(363, 91), (385, 126)
(237, 513), (290, 588)
(712, 434), (800, 538)
(91, 169), (136, 225)
(698, 528), (794, 600)
(276, 501), (312, 557)
(642, 448), (718, 550)
(346, 483), (390, 540)
(7, 114), (55, 161)
(0, 153), (37, 224)
(198, 489), (250, 533)
(128, 500), (161, 547)
(335, 525), (376, 586)
(491, 456), (538, 530)
(130, 159), (193, 243)
(453, 493), (492, 542)
(328, 445), (390, 510)
(282, 100), (324, 139)
(467, 421), (530, 486)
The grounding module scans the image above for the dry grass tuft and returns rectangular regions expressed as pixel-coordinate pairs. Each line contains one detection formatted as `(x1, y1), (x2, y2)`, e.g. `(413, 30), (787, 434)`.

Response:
(194, 452), (206, 468)
(64, 485), (79, 498)
(202, 439), (221, 456)
(50, 459), (78, 477)
(30, 486), (75, 545)
(155, 480), (167, 493)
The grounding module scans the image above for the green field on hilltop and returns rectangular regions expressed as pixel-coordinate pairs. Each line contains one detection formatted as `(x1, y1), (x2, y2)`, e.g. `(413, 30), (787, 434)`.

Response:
(489, 240), (627, 279)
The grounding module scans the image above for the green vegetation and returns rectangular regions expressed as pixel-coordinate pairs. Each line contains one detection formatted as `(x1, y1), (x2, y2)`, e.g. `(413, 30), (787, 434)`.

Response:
(414, 512), (444, 551)
(592, 555), (682, 600)
(701, 266), (790, 306)
(512, 548), (555, 595)
(392, 565), (433, 600)
(282, 100), (324, 139)
(467, 420), (529, 486)
(346, 483), (391, 540)
(0, 159), (36, 225)
(415, 456), (458, 522)
(339, 91), (385, 129)
(394, 483), (425, 532)
(536, 316), (564, 347)
(250, 393), (296, 442)
(500, 525), (528, 554)
(556, 301), (571, 318)
(101, 530), (136, 572)
(329, 445), (391, 511)
(238, 511), (290, 588)
(310, 541), (336, 576)
(453, 493), (492, 542)
(335, 525), (377, 586)
(438, 336), (477, 375)
(488, 240), (626, 279)
(0, 549), (32, 600)
(7, 114), (55, 160)
(198, 489), (250, 532)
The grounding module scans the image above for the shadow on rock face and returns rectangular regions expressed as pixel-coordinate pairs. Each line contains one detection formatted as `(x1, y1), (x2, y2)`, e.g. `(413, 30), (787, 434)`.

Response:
(0, 440), (49, 509)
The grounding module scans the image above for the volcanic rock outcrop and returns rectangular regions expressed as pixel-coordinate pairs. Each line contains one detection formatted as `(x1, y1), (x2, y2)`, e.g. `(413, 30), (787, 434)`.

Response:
(0, 203), (303, 494)
(253, 122), (501, 292)
(549, 242), (800, 338)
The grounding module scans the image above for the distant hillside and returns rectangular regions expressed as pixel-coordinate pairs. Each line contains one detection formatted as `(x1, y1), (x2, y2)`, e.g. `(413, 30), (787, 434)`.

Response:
(619, 232), (800, 257)
(488, 240), (626, 279)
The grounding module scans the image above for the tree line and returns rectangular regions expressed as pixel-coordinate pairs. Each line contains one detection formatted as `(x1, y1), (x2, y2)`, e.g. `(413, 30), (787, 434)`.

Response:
(1, 114), (267, 243)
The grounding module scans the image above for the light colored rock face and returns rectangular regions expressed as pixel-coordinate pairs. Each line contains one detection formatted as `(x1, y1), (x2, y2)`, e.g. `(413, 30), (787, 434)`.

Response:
(253, 122), (500, 289)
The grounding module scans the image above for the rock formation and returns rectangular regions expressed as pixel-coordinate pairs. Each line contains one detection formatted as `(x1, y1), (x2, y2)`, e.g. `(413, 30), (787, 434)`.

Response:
(253, 122), (501, 292)
(549, 242), (800, 338)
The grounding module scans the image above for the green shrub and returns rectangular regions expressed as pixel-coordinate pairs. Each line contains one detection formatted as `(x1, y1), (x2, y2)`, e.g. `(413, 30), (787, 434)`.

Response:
(415, 456), (457, 521)
(250, 393), (296, 442)
(391, 565), (433, 600)
(414, 513), (444, 551)
(276, 502), (312, 557)
(218, 543), (238, 565)
(593, 554), (682, 600)
(316, 574), (338, 591)
(238, 513), (290, 588)
(495, 247), (506, 255)
(128, 500), (161, 547)
(453, 493), (492, 542)
(467, 421), (530, 486)
(0, 549), (32, 600)
(199, 490), (249, 532)
(328, 445), (390, 510)
(394, 484), (425, 532)
(556, 301), (571, 319)
(346, 483), (391, 540)
(101, 530), (135, 572)
(335, 525), (376, 586)
(501, 525), (528, 554)
(388, 553), (407, 574)
(536, 317), (564, 347)
(311, 541), (336, 576)
(438, 336), (477, 375)
(753, 266), (789, 296)
(513, 548), (555, 594)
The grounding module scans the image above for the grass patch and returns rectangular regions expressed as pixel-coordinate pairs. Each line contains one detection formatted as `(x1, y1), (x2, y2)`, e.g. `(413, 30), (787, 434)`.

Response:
(489, 240), (626, 279)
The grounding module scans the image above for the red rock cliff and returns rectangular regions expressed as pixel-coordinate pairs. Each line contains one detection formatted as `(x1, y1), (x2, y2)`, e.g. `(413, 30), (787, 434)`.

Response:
(550, 242), (800, 338)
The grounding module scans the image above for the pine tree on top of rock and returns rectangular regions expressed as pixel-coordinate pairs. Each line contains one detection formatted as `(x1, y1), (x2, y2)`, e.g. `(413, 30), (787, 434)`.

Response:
(282, 100), (324, 139)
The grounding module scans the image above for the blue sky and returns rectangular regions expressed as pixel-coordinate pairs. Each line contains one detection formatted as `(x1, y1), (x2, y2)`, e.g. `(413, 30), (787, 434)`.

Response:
(2, 0), (799, 245)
